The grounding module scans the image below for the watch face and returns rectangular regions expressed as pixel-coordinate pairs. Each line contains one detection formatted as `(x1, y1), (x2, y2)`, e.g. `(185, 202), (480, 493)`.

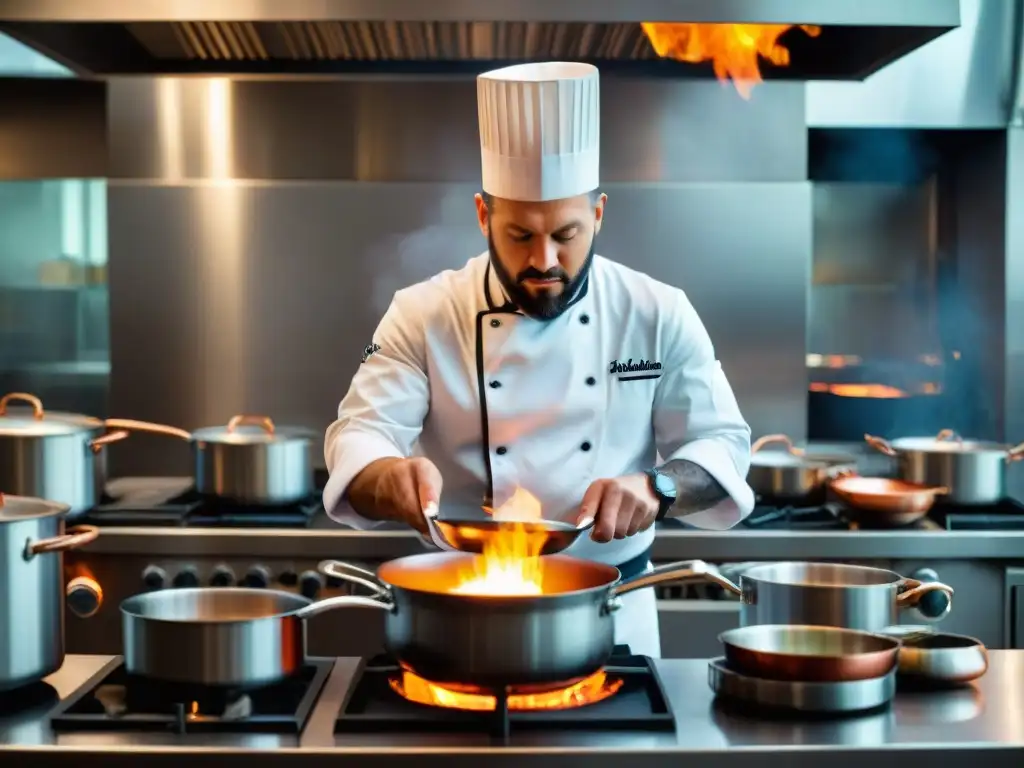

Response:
(654, 472), (676, 499)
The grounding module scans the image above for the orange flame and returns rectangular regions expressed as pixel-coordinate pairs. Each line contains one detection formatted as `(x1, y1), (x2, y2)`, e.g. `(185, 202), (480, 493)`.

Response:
(391, 668), (623, 711)
(450, 487), (546, 597)
(641, 23), (822, 99)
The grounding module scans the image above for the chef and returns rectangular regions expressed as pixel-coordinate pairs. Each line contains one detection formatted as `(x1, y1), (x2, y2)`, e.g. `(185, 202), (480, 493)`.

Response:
(324, 61), (755, 658)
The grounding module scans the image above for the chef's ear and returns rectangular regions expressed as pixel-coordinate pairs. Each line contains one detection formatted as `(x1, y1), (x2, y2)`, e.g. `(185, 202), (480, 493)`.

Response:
(593, 192), (608, 234)
(474, 193), (490, 238)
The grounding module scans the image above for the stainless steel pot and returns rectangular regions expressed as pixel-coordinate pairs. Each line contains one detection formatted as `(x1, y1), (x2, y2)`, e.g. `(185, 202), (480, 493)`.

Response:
(711, 562), (954, 631)
(317, 554), (727, 691)
(865, 430), (1024, 505)
(105, 414), (314, 505)
(747, 434), (856, 501)
(0, 393), (129, 519)
(0, 492), (99, 691)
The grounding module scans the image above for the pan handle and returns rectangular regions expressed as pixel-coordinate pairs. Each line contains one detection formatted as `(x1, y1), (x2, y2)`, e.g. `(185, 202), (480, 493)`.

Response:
(608, 559), (740, 611)
(104, 419), (193, 441)
(864, 434), (897, 457)
(896, 578), (954, 622)
(751, 434), (802, 456)
(317, 560), (391, 598)
(294, 594), (394, 619)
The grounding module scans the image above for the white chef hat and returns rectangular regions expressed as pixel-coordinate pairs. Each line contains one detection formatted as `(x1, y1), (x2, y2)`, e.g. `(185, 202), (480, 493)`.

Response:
(477, 61), (600, 203)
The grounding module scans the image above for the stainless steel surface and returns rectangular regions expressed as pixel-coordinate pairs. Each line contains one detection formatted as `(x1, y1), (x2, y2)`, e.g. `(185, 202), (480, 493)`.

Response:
(318, 554), (719, 689)
(807, 0), (1018, 128)
(105, 78), (810, 476)
(737, 562), (953, 630)
(426, 513), (596, 556)
(896, 632), (990, 683)
(0, 494), (84, 691)
(867, 433), (1024, 505)
(708, 656), (897, 713)
(4, 653), (1024, 765)
(719, 625), (900, 683)
(1006, 128), (1024, 502)
(747, 434), (855, 501)
(0, 0), (959, 78)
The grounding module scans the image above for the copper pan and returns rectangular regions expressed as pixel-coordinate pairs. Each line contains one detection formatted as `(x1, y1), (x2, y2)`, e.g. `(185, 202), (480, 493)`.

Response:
(720, 625), (900, 683)
(829, 474), (947, 526)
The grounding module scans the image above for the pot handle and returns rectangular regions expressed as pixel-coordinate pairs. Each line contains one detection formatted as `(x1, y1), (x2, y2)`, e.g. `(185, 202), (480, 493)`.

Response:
(294, 593), (394, 619)
(104, 419), (193, 441)
(864, 434), (897, 457)
(751, 434), (802, 456)
(24, 525), (99, 559)
(227, 414), (275, 434)
(0, 392), (44, 418)
(896, 578), (954, 622)
(317, 559), (391, 598)
(611, 559), (740, 603)
(1006, 441), (1024, 463)
(89, 430), (130, 452)
(936, 429), (962, 444)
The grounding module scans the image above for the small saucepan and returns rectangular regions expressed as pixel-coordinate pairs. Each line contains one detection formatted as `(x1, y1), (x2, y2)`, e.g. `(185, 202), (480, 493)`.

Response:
(104, 415), (315, 505)
(748, 434), (857, 502)
(720, 625), (901, 682)
(830, 474), (948, 526)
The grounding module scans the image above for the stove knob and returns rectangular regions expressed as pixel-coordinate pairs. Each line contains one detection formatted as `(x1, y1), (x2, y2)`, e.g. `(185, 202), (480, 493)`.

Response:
(209, 565), (235, 587)
(278, 570), (298, 587)
(299, 571), (323, 600)
(172, 567), (200, 589)
(66, 576), (103, 618)
(243, 565), (272, 589)
(142, 565), (167, 591)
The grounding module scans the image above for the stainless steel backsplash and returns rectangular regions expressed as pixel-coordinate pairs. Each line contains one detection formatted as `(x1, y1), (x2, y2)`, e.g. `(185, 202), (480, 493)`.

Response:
(105, 77), (810, 475)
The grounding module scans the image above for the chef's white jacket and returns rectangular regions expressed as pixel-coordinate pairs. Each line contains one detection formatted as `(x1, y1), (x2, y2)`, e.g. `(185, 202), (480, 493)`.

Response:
(324, 253), (755, 656)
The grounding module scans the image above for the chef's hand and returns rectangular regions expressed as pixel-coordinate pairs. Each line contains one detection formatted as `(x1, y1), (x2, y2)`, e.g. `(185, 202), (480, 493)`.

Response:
(577, 474), (659, 543)
(348, 457), (443, 534)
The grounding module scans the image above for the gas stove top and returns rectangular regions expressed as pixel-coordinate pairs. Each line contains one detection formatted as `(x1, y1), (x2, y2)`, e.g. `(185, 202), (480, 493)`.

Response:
(336, 646), (674, 742)
(49, 657), (332, 734)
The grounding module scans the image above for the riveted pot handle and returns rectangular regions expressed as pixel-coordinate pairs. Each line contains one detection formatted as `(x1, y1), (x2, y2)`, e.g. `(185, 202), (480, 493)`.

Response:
(25, 525), (100, 559)
(611, 559), (741, 601)
(864, 434), (897, 456)
(295, 594), (394, 619)
(897, 578), (954, 621)
(751, 434), (803, 456)
(0, 392), (43, 418)
(318, 559), (391, 598)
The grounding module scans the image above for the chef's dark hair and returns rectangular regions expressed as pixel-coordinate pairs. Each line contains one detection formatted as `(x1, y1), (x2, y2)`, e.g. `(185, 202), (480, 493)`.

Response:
(481, 189), (601, 214)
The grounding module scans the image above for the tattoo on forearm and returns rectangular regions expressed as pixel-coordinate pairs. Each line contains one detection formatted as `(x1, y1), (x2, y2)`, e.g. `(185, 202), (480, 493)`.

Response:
(658, 459), (729, 517)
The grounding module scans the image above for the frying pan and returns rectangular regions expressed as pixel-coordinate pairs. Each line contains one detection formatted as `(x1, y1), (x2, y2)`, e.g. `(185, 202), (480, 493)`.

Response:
(423, 502), (596, 555)
(830, 475), (947, 526)
(719, 625), (901, 683)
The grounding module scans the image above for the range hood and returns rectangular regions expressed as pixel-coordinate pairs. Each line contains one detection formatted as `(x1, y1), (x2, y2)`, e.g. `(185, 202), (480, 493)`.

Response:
(0, 0), (960, 82)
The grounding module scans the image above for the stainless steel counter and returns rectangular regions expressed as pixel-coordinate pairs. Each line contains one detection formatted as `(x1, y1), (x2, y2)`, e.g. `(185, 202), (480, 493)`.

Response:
(2, 654), (1023, 767)
(79, 521), (1024, 561)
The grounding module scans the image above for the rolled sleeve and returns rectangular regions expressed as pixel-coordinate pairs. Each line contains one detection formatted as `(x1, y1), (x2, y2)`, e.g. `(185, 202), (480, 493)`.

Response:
(653, 291), (754, 530)
(323, 292), (429, 529)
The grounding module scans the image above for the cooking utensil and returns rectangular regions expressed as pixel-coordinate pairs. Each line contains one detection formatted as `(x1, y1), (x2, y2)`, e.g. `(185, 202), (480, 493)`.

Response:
(0, 492), (99, 691)
(865, 431), (1024, 505)
(891, 631), (989, 684)
(120, 586), (382, 687)
(0, 393), (130, 519)
(830, 474), (947, 526)
(105, 415), (315, 505)
(708, 656), (896, 714)
(748, 434), (857, 501)
(708, 562), (953, 629)
(719, 625), (900, 683)
(316, 554), (733, 691)
(422, 502), (596, 555)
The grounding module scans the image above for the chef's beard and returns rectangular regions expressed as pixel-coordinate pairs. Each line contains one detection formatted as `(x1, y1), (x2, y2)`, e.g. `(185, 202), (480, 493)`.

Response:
(488, 232), (595, 321)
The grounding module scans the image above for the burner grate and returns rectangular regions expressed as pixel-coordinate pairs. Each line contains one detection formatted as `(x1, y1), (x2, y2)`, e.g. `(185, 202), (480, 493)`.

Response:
(81, 490), (322, 528)
(50, 658), (332, 734)
(335, 647), (675, 742)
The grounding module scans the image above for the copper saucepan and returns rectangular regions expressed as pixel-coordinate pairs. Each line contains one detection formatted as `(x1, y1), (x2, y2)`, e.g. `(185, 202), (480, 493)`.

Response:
(829, 474), (948, 526)
(720, 625), (901, 683)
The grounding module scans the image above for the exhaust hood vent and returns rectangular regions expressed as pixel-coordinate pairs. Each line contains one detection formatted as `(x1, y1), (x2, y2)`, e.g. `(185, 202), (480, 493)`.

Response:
(0, 1), (960, 85)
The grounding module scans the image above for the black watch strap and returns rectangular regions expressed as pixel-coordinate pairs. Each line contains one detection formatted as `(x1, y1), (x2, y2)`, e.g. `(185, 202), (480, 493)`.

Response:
(645, 468), (675, 521)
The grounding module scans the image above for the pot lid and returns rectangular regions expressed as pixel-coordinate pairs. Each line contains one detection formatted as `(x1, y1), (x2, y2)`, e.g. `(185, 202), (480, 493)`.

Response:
(192, 415), (315, 445)
(891, 437), (1006, 453)
(750, 452), (830, 469)
(0, 492), (69, 522)
(0, 393), (102, 437)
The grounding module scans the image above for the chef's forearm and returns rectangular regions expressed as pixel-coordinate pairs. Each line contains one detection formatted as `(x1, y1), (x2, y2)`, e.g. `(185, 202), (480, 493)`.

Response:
(344, 457), (406, 523)
(657, 459), (730, 518)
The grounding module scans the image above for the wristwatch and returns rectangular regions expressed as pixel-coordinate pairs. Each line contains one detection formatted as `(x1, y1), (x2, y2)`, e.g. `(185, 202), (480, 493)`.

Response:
(644, 468), (677, 521)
